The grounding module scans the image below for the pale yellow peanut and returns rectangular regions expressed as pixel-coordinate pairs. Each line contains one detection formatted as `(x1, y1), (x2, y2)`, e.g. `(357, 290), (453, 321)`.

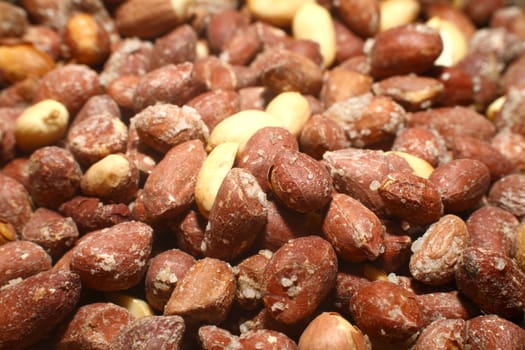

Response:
(207, 110), (283, 153)
(15, 99), (69, 152)
(363, 264), (389, 281)
(195, 142), (238, 218)
(380, 0), (421, 32)
(292, 2), (336, 67)
(265, 92), (311, 137)
(105, 292), (154, 318)
(387, 151), (435, 179)
(426, 17), (468, 67)
(246, 0), (314, 27)
(486, 96), (506, 121)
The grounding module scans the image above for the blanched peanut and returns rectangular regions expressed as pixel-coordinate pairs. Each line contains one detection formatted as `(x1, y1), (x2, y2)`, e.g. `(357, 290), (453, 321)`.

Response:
(207, 110), (283, 153)
(14, 99), (69, 152)
(426, 17), (468, 67)
(486, 95), (506, 121)
(265, 92), (311, 137)
(105, 292), (155, 318)
(379, 0), (421, 32)
(247, 0), (314, 27)
(386, 151), (435, 179)
(292, 2), (336, 67)
(80, 153), (139, 204)
(195, 142), (238, 218)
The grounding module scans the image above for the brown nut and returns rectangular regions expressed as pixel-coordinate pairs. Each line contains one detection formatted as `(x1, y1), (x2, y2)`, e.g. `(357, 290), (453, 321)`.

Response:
(0, 44), (55, 85)
(57, 302), (134, 350)
(0, 240), (51, 287)
(237, 126), (298, 192)
(59, 196), (131, 234)
(415, 290), (480, 327)
(0, 173), (33, 234)
(142, 139), (206, 222)
(73, 94), (121, 127)
(0, 2), (28, 38)
(262, 236), (338, 324)
(298, 312), (371, 350)
(234, 250), (272, 311)
(410, 214), (469, 286)
(109, 315), (186, 350)
(429, 159), (491, 213)
(186, 89), (241, 132)
(466, 206), (519, 257)
(299, 113), (350, 160)
(164, 257), (236, 325)
(349, 280), (424, 343)
(411, 318), (466, 350)
(466, 314), (525, 349)
(369, 23), (443, 79)
(321, 68), (373, 108)
(391, 127), (450, 168)
(27, 146), (82, 209)
(269, 148), (333, 213)
(150, 24), (197, 69)
(0, 269), (81, 350)
(455, 247), (525, 319)
(70, 221), (153, 291)
(145, 249), (196, 312)
(193, 56), (239, 91)
(488, 174), (525, 218)
(335, 0), (380, 38)
(21, 207), (78, 260)
(378, 172), (443, 225)
(198, 325), (239, 350)
(201, 168), (268, 261)
(240, 329), (298, 350)
(322, 193), (385, 263)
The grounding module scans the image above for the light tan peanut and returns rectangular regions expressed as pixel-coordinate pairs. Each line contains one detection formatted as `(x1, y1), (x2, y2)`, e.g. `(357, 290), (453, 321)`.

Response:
(380, 0), (421, 32)
(386, 151), (435, 179)
(292, 2), (336, 67)
(265, 92), (311, 137)
(207, 110), (283, 154)
(105, 292), (155, 318)
(486, 95), (506, 121)
(14, 99), (69, 152)
(246, 0), (314, 27)
(426, 17), (468, 67)
(194, 142), (238, 218)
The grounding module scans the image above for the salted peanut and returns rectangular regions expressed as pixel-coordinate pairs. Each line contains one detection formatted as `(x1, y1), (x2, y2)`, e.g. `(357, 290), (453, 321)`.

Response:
(73, 94), (121, 127)
(299, 113), (349, 160)
(373, 230), (412, 274)
(488, 174), (525, 218)
(187, 90), (241, 132)
(416, 290), (480, 326)
(336, 0), (380, 38)
(57, 302), (135, 350)
(234, 251), (271, 311)
(456, 247), (525, 319)
(207, 110), (283, 154)
(202, 168), (268, 261)
(145, 249), (196, 311)
(150, 24), (197, 69)
(14, 99), (69, 152)
(379, 0), (421, 32)
(246, 0), (313, 27)
(237, 127), (298, 192)
(198, 325), (239, 349)
(240, 329), (298, 350)
(21, 207), (79, 260)
(0, 173), (33, 234)
(262, 236), (338, 324)
(59, 196), (131, 234)
(195, 142), (237, 218)
(411, 319), (466, 350)
(70, 221), (153, 291)
(0, 44), (55, 85)
(80, 154), (139, 204)
(110, 315), (186, 350)
(0, 240), (52, 287)
(320, 68), (373, 108)
(385, 151), (435, 179)
(467, 315), (525, 349)
(220, 24), (262, 66)
(292, 2), (336, 67)
(410, 215), (469, 285)
(0, 2), (28, 37)
(115, 0), (193, 38)
(350, 280), (424, 343)
(391, 128), (450, 168)
(515, 223), (525, 272)
(426, 17), (468, 66)
(164, 257), (236, 325)
(426, 3), (476, 40)
(298, 312), (370, 350)
(322, 193), (385, 263)
(372, 75), (444, 111)
(105, 292), (154, 318)
(194, 56), (239, 90)
(379, 172), (443, 225)
(467, 206), (519, 257)
(270, 148), (333, 213)
(0, 270), (81, 350)
(27, 146), (83, 209)
(63, 12), (111, 66)
(265, 92), (311, 137)
(206, 9), (250, 53)
(491, 130), (525, 171)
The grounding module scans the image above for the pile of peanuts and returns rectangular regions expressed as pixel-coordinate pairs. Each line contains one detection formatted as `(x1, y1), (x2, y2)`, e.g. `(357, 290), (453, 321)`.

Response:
(2, 0), (525, 349)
